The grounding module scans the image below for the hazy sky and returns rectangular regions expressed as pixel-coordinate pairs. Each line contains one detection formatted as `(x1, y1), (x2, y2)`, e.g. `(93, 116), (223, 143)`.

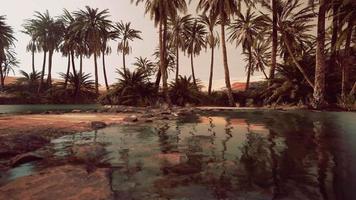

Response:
(2, 0), (270, 89)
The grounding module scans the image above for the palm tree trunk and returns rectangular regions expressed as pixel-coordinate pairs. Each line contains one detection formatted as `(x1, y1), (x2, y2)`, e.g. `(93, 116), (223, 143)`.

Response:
(208, 46), (214, 95)
(37, 51), (47, 94)
(79, 54), (83, 75)
(341, 15), (353, 99)
(94, 52), (99, 95)
(284, 38), (314, 88)
(0, 60), (4, 91)
(102, 51), (109, 91)
(175, 43), (179, 83)
(246, 46), (252, 91)
(220, 23), (235, 107)
(330, 0), (339, 67)
(268, 0), (277, 86)
(47, 50), (53, 87)
(155, 70), (161, 90)
(123, 51), (126, 71)
(190, 54), (197, 86)
(32, 47), (35, 74)
(161, 17), (171, 105)
(313, 0), (327, 109)
(64, 54), (71, 89)
(71, 51), (80, 99)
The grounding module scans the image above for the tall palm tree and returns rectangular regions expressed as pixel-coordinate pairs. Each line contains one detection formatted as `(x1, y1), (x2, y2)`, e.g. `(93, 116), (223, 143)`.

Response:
(168, 14), (192, 82)
(185, 19), (207, 87)
(114, 21), (142, 71)
(0, 15), (16, 90)
(268, 0), (278, 85)
(228, 8), (263, 90)
(132, 0), (188, 105)
(313, 0), (328, 108)
(73, 6), (112, 95)
(22, 24), (38, 75)
(199, 13), (219, 95)
(198, 0), (237, 106)
(262, 0), (316, 88)
(25, 11), (52, 93)
(101, 28), (115, 91)
(45, 18), (64, 87)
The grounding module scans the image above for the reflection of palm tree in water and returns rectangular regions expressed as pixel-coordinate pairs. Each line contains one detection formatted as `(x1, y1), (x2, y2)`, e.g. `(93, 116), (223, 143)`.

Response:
(156, 123), (178, 153)
(268, 129), (281, 199)
(212, 118), (233, 199)
(314, 121), (331, 200)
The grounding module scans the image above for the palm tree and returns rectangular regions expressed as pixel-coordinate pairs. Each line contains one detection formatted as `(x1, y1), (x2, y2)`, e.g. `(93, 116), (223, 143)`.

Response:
(26, 11), (54, 93)
(168, 14), (192, 82)
(262, 0), (316, 88)
(198, 0), (237, 106)
(199, 13), (219, 95)
(22, 24), (38, 75)
(228, 8), (263, 90)
(185, 19), (207, 87)
(133, 56), (156, 79)
(243, 39), (271, 79)
(269, 0), (278, 85)
(114, 21), (142, 71)
(101, 28), (116, 91)
(312, 0), (328, 108)
(132, 0), (188, 106)
(46, 18), (64, 87)
(1, 49), (19, 81)
(0, 15), (16, 90)
(73, 6), (112, 95)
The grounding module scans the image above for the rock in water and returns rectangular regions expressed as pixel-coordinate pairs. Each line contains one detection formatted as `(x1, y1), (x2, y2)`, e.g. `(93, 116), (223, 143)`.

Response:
(123, 115), (138, 122)
(10, 152), (43, 167)
(91, 121), (107, 129)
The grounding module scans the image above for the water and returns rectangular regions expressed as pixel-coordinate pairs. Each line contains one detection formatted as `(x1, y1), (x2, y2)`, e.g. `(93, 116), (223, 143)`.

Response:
(0, 104), (102, 114)
(2, 110), (356, 199)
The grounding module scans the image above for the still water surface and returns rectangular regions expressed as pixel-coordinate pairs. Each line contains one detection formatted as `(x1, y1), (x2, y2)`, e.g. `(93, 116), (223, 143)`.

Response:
(2, 110), (356, 199)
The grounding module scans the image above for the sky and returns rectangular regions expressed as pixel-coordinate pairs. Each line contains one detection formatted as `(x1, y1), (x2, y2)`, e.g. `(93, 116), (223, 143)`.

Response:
(2, 0), (270, 89)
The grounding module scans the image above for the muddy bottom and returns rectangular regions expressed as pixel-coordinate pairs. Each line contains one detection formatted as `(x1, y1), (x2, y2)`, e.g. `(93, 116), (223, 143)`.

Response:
(1, 110), (355, 200)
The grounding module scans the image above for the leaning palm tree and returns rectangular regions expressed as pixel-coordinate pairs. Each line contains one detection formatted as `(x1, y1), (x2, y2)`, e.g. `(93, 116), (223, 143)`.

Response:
(114, 21), (142, 71)
(198, 0), (237, 106)
(185, 19), (207, 87)
(228, 8), (264, 91)
(168, 14), (192, 82)
(101, 28), (116, 91)
(132, 0), (188, 106)
(199, 13), (219, 95)
(73, 6), (112, 95)
(0, 15), (16, 90)
(262, 0), (316, 89)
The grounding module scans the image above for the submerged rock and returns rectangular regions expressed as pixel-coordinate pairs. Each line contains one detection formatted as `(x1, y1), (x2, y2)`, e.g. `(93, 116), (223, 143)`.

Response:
(91, 121), (107, 129)
(71, 144), (107, 163)
(0, 165), (113, 200)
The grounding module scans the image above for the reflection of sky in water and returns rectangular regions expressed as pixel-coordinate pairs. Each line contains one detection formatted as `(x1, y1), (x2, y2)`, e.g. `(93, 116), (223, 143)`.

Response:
(2, 111), (356, 200)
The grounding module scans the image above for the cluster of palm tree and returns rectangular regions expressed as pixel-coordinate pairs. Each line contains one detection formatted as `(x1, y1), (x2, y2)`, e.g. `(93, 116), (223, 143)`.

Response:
(1, 0), (355, 108)
(21, 7), (142, 97)
(132, 0), (355, 109)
